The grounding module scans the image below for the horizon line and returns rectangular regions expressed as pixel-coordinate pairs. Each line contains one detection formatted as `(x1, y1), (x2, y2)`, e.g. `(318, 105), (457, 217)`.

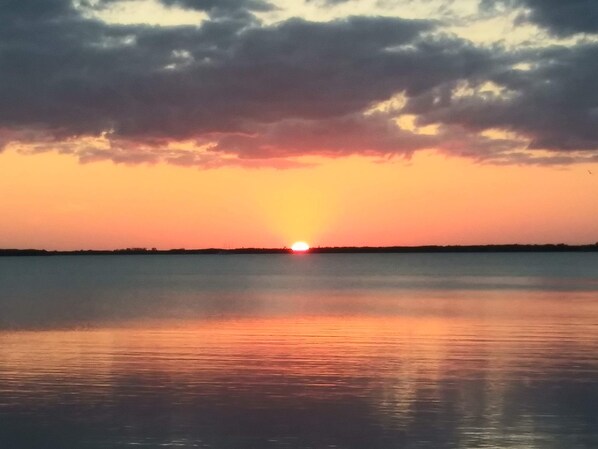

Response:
(1, 243), (598, 256)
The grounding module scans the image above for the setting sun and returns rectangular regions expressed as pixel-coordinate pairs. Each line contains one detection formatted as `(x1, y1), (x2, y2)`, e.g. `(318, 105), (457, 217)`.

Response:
(291, 241), (310, 252)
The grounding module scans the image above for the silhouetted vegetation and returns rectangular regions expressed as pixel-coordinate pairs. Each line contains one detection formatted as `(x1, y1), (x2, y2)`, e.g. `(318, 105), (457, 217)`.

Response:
(1, 243), (597, 257)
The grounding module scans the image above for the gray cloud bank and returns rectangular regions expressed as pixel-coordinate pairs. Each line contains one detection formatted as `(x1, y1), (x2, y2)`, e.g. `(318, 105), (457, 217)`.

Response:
(1, 0), (597, 167)
(482, 0), (598, 36)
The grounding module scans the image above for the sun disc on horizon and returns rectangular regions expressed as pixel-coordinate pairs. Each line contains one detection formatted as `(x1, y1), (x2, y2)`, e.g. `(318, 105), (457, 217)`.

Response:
(291, 241), (310, 252)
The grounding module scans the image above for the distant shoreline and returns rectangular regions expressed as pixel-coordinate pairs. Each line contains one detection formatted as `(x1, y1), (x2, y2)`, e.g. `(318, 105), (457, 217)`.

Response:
(1, 244), (598, 256)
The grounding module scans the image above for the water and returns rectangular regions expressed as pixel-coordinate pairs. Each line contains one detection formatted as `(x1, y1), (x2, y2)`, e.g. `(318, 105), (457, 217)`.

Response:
(0, 253), (597, 448)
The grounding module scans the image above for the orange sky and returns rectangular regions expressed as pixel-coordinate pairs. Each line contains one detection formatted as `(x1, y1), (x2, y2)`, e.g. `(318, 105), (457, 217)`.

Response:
(2, 1), (598, 249)
(1, 149), (596, 249)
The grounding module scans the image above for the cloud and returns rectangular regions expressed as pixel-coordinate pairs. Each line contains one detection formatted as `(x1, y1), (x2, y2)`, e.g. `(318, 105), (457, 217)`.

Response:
(406, 43), (598, 156)
(0, 0), (597, 167)
(213, 113), (435, 159)
(481, 0), (598, 36)
(160, 0), (274, 17)
(90, 0), (273, 13)
(3, 1), (438, 137)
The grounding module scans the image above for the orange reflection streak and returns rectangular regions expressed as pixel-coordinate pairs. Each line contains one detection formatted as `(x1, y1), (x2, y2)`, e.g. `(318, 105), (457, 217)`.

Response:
(2, 292), (598, 447)
(2, 294), (597, 387)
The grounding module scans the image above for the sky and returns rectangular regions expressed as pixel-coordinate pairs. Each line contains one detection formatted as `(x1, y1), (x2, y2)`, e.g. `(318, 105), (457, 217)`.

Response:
(0, 0), (597, 249)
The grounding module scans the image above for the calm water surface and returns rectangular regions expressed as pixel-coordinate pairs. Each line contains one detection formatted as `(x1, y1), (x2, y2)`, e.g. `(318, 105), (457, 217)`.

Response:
(0, 253), (597, 448)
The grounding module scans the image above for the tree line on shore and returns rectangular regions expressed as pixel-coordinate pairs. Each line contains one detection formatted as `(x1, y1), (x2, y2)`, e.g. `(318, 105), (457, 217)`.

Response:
(1, 243), (598, 256)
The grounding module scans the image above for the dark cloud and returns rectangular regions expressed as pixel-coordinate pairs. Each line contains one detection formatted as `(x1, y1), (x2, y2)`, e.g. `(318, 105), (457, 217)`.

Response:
(213, 113), (435, 159)
(160, 0), (274, 16)
(1, 0), (75, 20)
(90, 0), (273, 15)
(481, 0), (598, 36)
(406, 43), (598, 155)
(211, 112), (527, 163)
(522, 0), (598, 36)
(159, 0), (272, 10)
(0, 0), (597, 167)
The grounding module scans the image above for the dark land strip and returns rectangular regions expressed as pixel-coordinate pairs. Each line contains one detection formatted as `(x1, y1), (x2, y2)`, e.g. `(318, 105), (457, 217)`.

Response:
(2, 244), (598, 256)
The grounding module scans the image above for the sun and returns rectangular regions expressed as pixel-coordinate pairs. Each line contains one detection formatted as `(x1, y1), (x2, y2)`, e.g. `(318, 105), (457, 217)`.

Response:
(291, 241), (310, 252)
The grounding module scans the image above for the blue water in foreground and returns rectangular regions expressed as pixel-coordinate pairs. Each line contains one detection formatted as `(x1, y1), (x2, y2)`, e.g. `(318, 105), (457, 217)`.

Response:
(0, 253), (597, 448)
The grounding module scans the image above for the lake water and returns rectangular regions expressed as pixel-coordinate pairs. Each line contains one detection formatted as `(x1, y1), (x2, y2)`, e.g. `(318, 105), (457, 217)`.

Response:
(1, 253), (597, 448)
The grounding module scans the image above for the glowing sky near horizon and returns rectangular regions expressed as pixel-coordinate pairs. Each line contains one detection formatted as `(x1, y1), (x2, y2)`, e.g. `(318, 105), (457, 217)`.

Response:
(1, 150), (596, 249)
(0, 0), (597, 249)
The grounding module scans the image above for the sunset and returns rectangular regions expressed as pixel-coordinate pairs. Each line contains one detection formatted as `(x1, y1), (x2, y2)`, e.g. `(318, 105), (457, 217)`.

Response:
(0, 0), (597, 249)
(291, 241), (310, 252)
(1, 1), (597, 448)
